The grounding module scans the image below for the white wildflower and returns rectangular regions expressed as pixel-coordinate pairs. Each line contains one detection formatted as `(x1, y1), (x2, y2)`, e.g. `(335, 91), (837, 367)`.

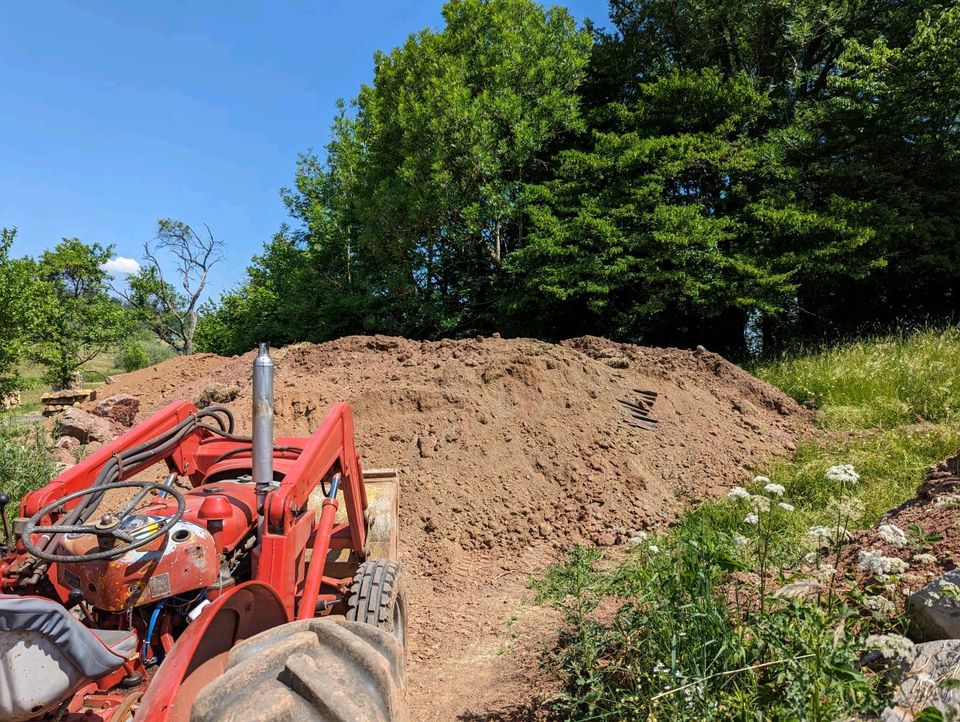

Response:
(732, 534), (749, 549)
(825, 464), (860, 484)
(807, 525), (850, 544)
(913, 553), (937, 566)
(936, 494), (960, 510)
(744, 513), (759, 525)
(864, 595), (896, 615)
(727, 486), (751, 501)
(751, 495), (771, 512)
(878, 524), (908, 548)
(815, 563), (837, 581)
(865, 633), (914, 659)
(858, 549), (909, 576)
(648, 545), (660, 554)
(778, 502), (795, 512)
(827, 496), (866, 522)
(764, 482), (786, 497)
(628, 530), (649, 546)
(754, 475), (771, 484)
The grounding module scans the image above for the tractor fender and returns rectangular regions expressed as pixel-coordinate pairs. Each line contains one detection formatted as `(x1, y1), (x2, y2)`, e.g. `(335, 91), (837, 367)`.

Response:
(135, 581), (289, 722)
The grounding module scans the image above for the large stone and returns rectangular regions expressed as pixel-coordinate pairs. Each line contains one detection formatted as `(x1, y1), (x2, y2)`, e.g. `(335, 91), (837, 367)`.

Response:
(92, 394), (140, 427)
(57, 407), (116, 444)
(907, 569), (960, 641)
(0, 390), (20, 410)
(882, 640), (960, 721)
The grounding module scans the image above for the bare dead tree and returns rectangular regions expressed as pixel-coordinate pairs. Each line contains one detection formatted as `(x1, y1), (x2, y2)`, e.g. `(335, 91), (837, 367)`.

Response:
(125, 219), (224, 355)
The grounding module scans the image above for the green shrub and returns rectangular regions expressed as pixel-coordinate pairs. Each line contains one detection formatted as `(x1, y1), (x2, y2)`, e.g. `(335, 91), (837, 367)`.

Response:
(116, 339), (151, 373)
(0, 420), (57, 505)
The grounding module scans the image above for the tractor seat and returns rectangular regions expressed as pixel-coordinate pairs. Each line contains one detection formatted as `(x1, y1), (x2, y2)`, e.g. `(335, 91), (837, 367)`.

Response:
(0, 594), (138, 722)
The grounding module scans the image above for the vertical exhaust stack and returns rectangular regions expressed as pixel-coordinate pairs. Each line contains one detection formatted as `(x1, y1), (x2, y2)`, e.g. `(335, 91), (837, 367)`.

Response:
(252, 342), (275, 488)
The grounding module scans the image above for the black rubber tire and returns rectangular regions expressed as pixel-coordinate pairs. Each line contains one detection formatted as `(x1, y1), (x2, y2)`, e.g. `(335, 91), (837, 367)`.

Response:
(190, 618), (406, 722)
(344, 559), (406, 648)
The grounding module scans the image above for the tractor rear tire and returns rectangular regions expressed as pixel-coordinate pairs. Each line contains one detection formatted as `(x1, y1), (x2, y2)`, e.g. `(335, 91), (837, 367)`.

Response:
(345, 559), (406, 648)
(190, 618), (405, 722)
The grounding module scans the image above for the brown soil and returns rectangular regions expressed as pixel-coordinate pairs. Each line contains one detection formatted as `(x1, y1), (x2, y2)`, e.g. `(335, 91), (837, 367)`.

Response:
(840, 451), (960, 596)
(90, 334), (813, 719)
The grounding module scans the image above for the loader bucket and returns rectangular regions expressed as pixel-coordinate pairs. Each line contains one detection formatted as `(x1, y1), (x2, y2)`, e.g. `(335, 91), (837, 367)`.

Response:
(362, 468), (400, 561)
(309, 467), (399, 563)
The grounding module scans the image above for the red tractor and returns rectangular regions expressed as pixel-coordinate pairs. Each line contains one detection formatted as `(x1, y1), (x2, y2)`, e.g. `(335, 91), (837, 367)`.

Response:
(0, 345), (406, 721)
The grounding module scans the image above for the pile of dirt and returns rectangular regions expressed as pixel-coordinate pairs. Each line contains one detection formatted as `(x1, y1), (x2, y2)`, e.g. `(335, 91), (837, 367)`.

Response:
(93, 334), (814, 719)
(100, 334), (811, 553)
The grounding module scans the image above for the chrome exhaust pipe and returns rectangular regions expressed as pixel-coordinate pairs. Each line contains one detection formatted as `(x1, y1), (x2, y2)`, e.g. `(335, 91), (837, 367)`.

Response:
(252, 342), (274, 487)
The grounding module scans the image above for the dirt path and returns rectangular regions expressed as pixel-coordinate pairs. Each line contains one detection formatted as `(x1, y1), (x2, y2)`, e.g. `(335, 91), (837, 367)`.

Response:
(91, 334), (814, 717)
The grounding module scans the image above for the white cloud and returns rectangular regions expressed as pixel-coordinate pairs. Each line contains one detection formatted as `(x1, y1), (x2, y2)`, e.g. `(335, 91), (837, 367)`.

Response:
(100, 256), (141, 275)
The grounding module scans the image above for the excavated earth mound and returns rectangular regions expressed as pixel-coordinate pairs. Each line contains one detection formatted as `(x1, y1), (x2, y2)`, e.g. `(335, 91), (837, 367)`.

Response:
(101, 334), (810, 553)
(93, 334), (814, 719)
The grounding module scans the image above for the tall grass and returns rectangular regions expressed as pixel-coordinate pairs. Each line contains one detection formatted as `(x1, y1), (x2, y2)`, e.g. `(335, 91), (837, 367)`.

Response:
(755, 327), (960, 429)
(537, 327), (960, 720)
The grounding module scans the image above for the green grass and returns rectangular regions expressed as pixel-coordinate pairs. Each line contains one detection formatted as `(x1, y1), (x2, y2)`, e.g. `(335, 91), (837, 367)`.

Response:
(537, 327), (960, 721)
(754, 326), (960, 429)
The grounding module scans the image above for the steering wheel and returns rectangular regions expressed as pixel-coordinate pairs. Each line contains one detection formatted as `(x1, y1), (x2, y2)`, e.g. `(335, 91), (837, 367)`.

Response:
(21, 481), (186, 563)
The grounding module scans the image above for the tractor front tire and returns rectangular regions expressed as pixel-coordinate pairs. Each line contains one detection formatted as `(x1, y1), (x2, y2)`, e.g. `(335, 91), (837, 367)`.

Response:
(190, 618), (405, 722)
(345, 559), (406, 648)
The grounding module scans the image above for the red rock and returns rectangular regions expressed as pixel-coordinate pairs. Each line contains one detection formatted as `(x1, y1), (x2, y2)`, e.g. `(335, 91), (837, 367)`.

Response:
(92, 394), (140, 427)
(58, 408), (116, 444)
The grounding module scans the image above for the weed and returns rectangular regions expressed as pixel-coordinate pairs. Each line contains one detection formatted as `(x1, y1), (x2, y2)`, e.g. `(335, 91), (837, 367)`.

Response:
(0, 419), (57, 505)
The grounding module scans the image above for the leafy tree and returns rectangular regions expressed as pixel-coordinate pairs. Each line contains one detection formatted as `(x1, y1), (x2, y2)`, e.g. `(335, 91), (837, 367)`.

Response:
(31, 239), (131, 388)
(789, 4), (960, 337)
(201, 0), (592, 355)
(124, 219), (224, 355)
(508, 69), (874, 352)
(0, 228), (40, 393)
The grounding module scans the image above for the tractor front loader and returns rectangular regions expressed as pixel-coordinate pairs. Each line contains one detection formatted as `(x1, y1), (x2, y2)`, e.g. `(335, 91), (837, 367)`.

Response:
(0, 344), (405, 722)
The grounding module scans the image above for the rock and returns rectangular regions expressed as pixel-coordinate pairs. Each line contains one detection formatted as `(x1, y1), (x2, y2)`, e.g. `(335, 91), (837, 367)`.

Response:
(594, 532), (616, 546)
(882, 639), (960, 721)
(57, 408), (116, 444)
(417, 435), (436, 458)
(56, 436), (80, 451)
(105, 376), (117, 385)
(92, 394), (140, 426)
(0, 390), (20, 410)
(52, 436), (81, 466)
(907, 569), (960, 640)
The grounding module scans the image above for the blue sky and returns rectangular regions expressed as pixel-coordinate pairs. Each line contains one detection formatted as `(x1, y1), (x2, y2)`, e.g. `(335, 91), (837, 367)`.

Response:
(1, 0), (609, 297)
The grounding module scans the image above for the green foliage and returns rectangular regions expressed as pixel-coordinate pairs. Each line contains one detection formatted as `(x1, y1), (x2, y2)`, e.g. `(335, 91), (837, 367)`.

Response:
(0, 228), (42, 393)
(0, 420), (57, 505)
(509, 67), (874, 351)
(202, 0), (592, 353)
(755, 327), (960, 429)
(200, 0), (959, 355)
(30, 239), (132, 388)
(116, 338), (151, 373)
